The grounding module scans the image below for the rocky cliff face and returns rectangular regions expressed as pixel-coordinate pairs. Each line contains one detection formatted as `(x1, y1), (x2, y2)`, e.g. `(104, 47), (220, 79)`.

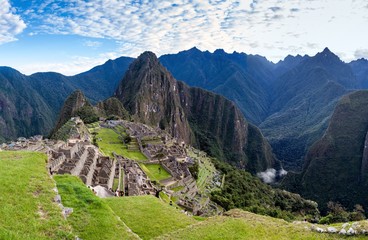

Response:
(115, 52), (192, 143)
(115, 52), (277, 172)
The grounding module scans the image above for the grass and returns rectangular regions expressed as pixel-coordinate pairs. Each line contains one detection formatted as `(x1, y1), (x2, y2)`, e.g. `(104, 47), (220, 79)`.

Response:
(112, 178), (119, 191)
(105, 196), (197, 239)
(171, 186), (184, 192)
(140, 163), (171, 182)
(54, 175), (138, 240)
(112, 170), (124, 191)
(96, 128), (147, 160)
(157, 209), (357, 240)
(0, 151), (73, 239)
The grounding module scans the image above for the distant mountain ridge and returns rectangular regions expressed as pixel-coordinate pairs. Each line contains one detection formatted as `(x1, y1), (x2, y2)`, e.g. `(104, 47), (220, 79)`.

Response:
(0, 56), (133, 142)
(160, 47), (274, 125)
(162, 47), (365, 171)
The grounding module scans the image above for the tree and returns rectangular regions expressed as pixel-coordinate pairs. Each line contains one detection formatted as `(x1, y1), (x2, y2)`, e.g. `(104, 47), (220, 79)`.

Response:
(349, 204), (365, 221)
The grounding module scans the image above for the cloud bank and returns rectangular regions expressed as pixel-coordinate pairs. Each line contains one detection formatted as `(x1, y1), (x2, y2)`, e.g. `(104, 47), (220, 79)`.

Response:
(3, 0), (368, 74)
(14, 0), (366, 61)
(0, 0), (26, 44)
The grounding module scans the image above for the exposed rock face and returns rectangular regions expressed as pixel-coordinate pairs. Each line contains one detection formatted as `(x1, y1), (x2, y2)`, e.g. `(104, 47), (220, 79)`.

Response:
(283, 90), (368, 212)
(52, 90), (90, 135)
(115, 51), (192, 144)
(115, 52), (277, 172)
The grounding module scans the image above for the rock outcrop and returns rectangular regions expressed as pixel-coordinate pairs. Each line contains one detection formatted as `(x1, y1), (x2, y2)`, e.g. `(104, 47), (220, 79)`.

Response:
(51, 90), (91, 136)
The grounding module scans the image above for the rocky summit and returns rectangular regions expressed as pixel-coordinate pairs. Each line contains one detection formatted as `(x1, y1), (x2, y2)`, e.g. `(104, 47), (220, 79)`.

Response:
(115, 51), (278, 173)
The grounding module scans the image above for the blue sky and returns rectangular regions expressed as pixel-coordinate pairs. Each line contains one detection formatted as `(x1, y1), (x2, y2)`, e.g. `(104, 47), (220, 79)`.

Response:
(1, 0), (368, 75)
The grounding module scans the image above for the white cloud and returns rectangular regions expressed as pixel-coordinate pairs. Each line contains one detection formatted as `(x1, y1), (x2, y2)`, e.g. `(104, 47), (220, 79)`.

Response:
(0, 0), (26, 44)
(12, 0), (368, 63)
(22, 0), (248, 57)
(83, 40), (102, 48)
(257, 168), (288, 183)
(354, 49), (368, 59)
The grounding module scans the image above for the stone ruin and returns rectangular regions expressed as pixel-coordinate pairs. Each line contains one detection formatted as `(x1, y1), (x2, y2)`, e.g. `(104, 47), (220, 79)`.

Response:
(108, 120), (221, 216)
(47, 140), (116, 190)
(120, 158), (156, 196)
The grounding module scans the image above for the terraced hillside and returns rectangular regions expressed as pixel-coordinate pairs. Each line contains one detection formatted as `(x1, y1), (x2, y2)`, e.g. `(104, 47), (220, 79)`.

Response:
(2, 151), (368, 239)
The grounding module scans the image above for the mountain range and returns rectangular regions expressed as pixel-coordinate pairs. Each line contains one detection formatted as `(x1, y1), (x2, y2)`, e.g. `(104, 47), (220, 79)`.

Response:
(0, 57), (133, 142)
(2, 47), (368, 171)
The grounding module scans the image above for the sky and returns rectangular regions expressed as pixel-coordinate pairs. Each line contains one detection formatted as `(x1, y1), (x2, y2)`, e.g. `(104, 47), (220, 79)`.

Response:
(0, 0), (367, 75)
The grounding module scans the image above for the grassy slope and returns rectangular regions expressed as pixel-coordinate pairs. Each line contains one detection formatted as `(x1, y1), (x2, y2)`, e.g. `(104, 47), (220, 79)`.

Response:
(157, 209), (359, 240)
(54, 175), (138, 240)
(105, 196), (197, 239)
(0, 151), (73, 239)
(96, 128), (147, 160)
(140, 163), (172, 182)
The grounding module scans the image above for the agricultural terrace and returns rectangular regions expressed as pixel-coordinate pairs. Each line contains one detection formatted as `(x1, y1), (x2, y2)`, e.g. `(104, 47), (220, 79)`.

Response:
(139, 163), (172, 182)
(95, 127), (147, 160)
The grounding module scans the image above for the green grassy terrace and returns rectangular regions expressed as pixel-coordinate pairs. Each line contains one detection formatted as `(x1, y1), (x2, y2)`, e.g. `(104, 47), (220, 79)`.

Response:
(0, 151), (73, 239)
(140, 163), (172, 182)
(157, 209), (358, 240)
(95, 127), (147, 160)
(54, 175), (137, 240)
(105, 195), (196, 239)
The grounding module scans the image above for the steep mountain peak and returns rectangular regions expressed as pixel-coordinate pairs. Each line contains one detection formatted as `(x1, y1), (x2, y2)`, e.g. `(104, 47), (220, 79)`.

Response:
(138, 51), (159, 61)
(115, 51), (279, 172)
(187, 46), (201, 53)
(133, 51), (160, 70)
(322, 47), (332, 54)
(115, 50), (192, 143)
(51, 89), (91, 136)
(214, 49), (226, 55)
(315, 47), (340, 61)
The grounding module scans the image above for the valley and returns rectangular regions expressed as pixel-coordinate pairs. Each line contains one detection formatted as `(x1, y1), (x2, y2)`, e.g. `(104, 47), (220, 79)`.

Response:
(2, 47), (368, 239)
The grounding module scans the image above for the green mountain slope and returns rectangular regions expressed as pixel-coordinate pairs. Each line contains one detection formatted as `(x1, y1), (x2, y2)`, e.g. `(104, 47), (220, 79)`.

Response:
(283, 90), (368, 213)
(0, 68), (54, 142)
(260, 48), (351, 170)
(0, 57), (133, 142)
